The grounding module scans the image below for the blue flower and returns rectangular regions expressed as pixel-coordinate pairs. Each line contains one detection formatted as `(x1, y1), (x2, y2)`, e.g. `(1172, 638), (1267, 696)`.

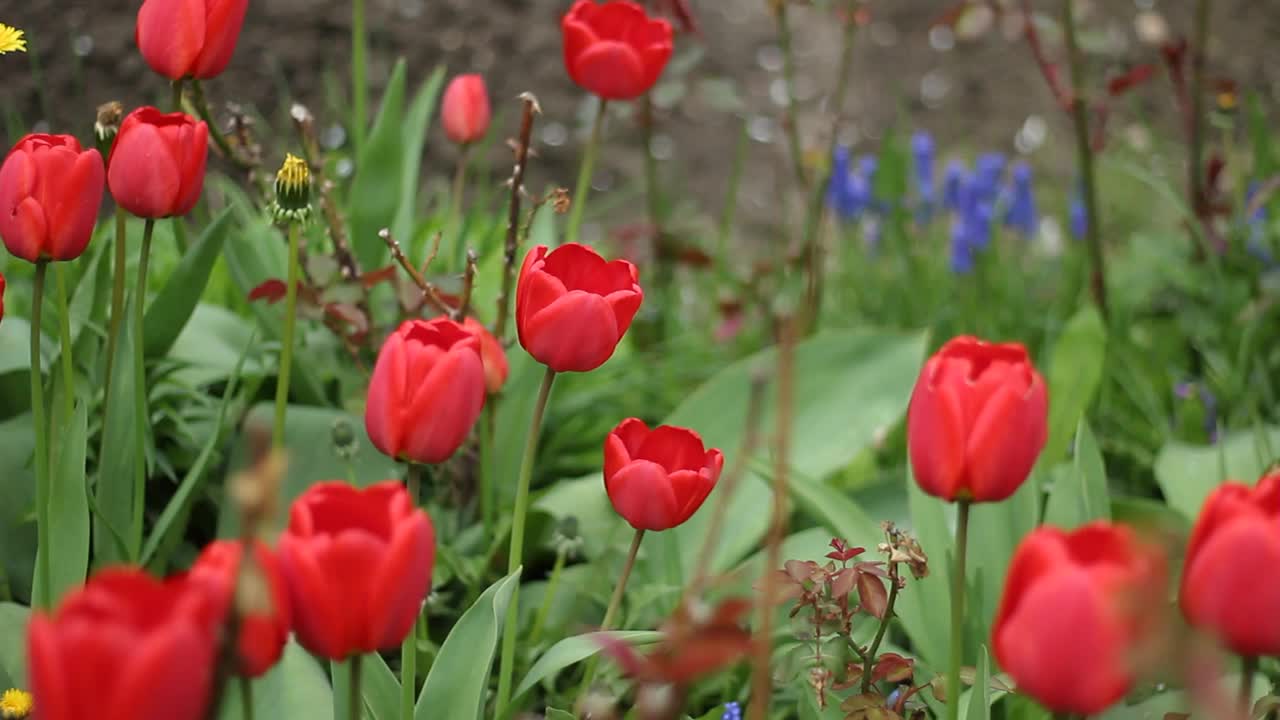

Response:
(827, 146), (873, 220)
(1069, 194), (1087, 241)
(943, 160), (966, 212)
(1003, 161), (1038, 238)
(950, 217), (975, 274)
(972, 152), (1006, 205)
(721, 701), (743, 720)
(912, 131), (936, 213)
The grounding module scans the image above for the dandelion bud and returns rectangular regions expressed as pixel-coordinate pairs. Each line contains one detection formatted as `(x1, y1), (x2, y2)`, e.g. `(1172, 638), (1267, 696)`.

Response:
(271, 153), (312, 225)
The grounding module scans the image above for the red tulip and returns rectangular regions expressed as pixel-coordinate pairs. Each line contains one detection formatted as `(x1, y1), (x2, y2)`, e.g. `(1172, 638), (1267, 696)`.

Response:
(516, 243), (643, 373)
(28, 567), (220, 720)
(108, 107), (209, 219)
(277, 481), (435, 659)
(188, 540), (292, 678)
(463, 316), (509, 394)
(993, 523), (1166, 715)
(0, 134), (105, 263)
(0, 272), (6, 324)
(441, 74), (491, 145)
(366, 317), (487, 464)
(135, 0), (249, 81)
(561, 0), (674, 100)
(907, 335), (1048, 503)
(1180, 471), (1280, 656)
(604, 418), (724, 531)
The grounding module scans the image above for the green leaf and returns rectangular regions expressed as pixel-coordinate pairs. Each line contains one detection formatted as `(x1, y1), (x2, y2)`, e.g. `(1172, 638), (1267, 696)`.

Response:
(960, 645), (991, 720)
(391, 66), (447, 243)
(359, 653), (401, 720)
(0, 416), (36, 603)
(0, 318), (52, 378)
(0, 602), (29, 690)
(1043, 305), (1107, 466)
(545, 710), (576, 720)
(415, 569), (522, 720)
(94, 296), (141, 564)
(1044, 420), (1110, 528)
(787, 467), (883, 551)
(144, 208), (233, 358)
(218, 642), (333, 720)
(350, 59), (408, 269)
(1153, 426), (1280, 521)
(221, 404), (402, 536)
(647, 328), (927, 588)
(43, 394), (89, 604)
(515, 630), (662, 699)
(143, 331), (256, 570)
(899, 473), (953, 669)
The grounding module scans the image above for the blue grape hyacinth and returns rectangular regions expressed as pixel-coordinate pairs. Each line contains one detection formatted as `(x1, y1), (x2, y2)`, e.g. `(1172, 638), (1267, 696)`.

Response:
(1004, 161), (1038, 238)
(827, 146), (873, 220)
(913, 130), (936, 218)
(943, 159), (966, 212)
(721, 701), (743, 720)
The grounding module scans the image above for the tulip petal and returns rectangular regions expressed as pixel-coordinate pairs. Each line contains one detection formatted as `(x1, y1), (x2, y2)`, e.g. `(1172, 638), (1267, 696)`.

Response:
(47, 150), (104, 261)
(572, 40), (648, 100)
(136, 0), (206, 80)
(401, 347), (486, 464)
(1182, 516), (1280, 656)
(7, 197), (47, 262)
(368, 514), (435, 650)
(108, 123), (182, 218)
(523, 292), (621, 372)
(667, 468), (714, 526)
(365, 331), (409, 458)
(635, 424), (708, 472)
(279, 537), (349, 659)
(323, 530), (389, 654)
(191, 0), (248, 78)
(606, 459), (680, 531)
(28, 617), (72, 720)
(605, 418), (648, 480)
(907, 368), (967, 500)
(169, 120), (209, 216)
(964, 381), (1034, 502)
(107, 624), (213, 720)
(605, 287), (644, 339)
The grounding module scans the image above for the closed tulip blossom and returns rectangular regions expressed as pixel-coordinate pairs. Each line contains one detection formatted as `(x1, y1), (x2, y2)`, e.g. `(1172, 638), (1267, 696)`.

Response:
(365, 317), (487, 464)
(561, 0), (674, 100)
(994, 523), (1166, 715)
(0, 134), (105, 263)
(277, 481), (435, 660)
(604, 418), (724, 532)
(108, 107), (209, 219)
(516, 243), (643, 373)
(907, 335), (1048, 503)
(27, 568), (220, 720)
(187, 540), (292, 678)
(1181, 470), (1280, 656)
(135, 0), (249, 81)
(441, 74), (491, 145)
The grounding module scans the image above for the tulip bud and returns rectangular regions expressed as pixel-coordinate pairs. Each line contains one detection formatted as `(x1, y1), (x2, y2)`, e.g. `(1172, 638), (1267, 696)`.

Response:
(270, 153), (312, 225)
(107, 107), (209, 219)
(135, 0), (249, 81)
(561, 0), (674, 100)
(907, 335), (1048, 503)
(993, 523), (1166, 715)
(603, 418), (724, 531)
(462, 317), (509, 394)
(441, 74), (492, 145)
(1180, 471), (1280, 656)
(188, 540), (292, 678)
(516, 243), (643, 373)
(0, 134), (106, 264)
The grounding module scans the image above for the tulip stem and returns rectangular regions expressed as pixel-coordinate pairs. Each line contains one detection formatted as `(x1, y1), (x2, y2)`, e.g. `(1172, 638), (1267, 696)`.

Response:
(190, 80), (242, 169)
(104, 207), (128, 405)
(580, 528), (645, 694)
(946, 499), (972, 720)
(129, 219), (156, 559)
(448, 144), (470, 264)
(53, 264), (75, 422)
(1241, 655), (1257, 713)
(172, 78), (184, 112)
(349, 654), (364, 720)
(401, 464), (422, 720)
(495, 366), (557, 714)
(273, 222), (301, 448)
(529, 544), (568, 646)
(1062, 0), (1109, 319)
(240, 676), (254, 720)
(564, 99), (608, 246)
(30, 260), (51, 609)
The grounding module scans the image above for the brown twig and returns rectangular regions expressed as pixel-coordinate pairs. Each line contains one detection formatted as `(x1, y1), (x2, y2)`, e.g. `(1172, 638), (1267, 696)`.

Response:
(380, 228), (453, 316)
(747, 315), (797, 720)
(493, 93), (541, 342)
(1187, 0), (1212, 258)
(291, 103), (361, 283)
(772, 0), (809, 191)
(688, 372), (769, 596)
(455, 249), (478, 321)
(1021, 0), (1072, 109)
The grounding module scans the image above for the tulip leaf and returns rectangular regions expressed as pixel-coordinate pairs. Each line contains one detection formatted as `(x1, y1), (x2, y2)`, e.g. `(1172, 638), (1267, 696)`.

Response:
(0, 318), (53, 379)
(94, 295), (142, 565)
(514, 630), (662, 699)
(143, 208), (233, 358)
(349, 59), (408, 270)
(219, 403), (402, 537)
(646, 328), (927, 592)
(899, 472), (954, 669)
(358, 653), (401, 720)
(1042, 305), (1107, 466)
(960, 645), (991, 720)
(415, 568), (521, 720)
(391, 65), (447, 244)
(41, 384), (89, 605)
(218, 642), (333, 720)
(0, 414), (36, 604)
(785, 465), (883, 551)
(1153, 425), (1280, 522)
(0, 602), (29, 690)
(1044, 420), (1110, 528)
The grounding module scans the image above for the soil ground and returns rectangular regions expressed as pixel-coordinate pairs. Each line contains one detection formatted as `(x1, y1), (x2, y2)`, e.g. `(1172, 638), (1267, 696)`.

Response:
(5, 0), (1278, 242)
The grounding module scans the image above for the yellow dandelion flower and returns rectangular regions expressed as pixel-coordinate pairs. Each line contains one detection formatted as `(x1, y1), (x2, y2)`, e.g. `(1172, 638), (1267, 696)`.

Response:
(0, 688), (33, 719)
(0, 24), (26, 55)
